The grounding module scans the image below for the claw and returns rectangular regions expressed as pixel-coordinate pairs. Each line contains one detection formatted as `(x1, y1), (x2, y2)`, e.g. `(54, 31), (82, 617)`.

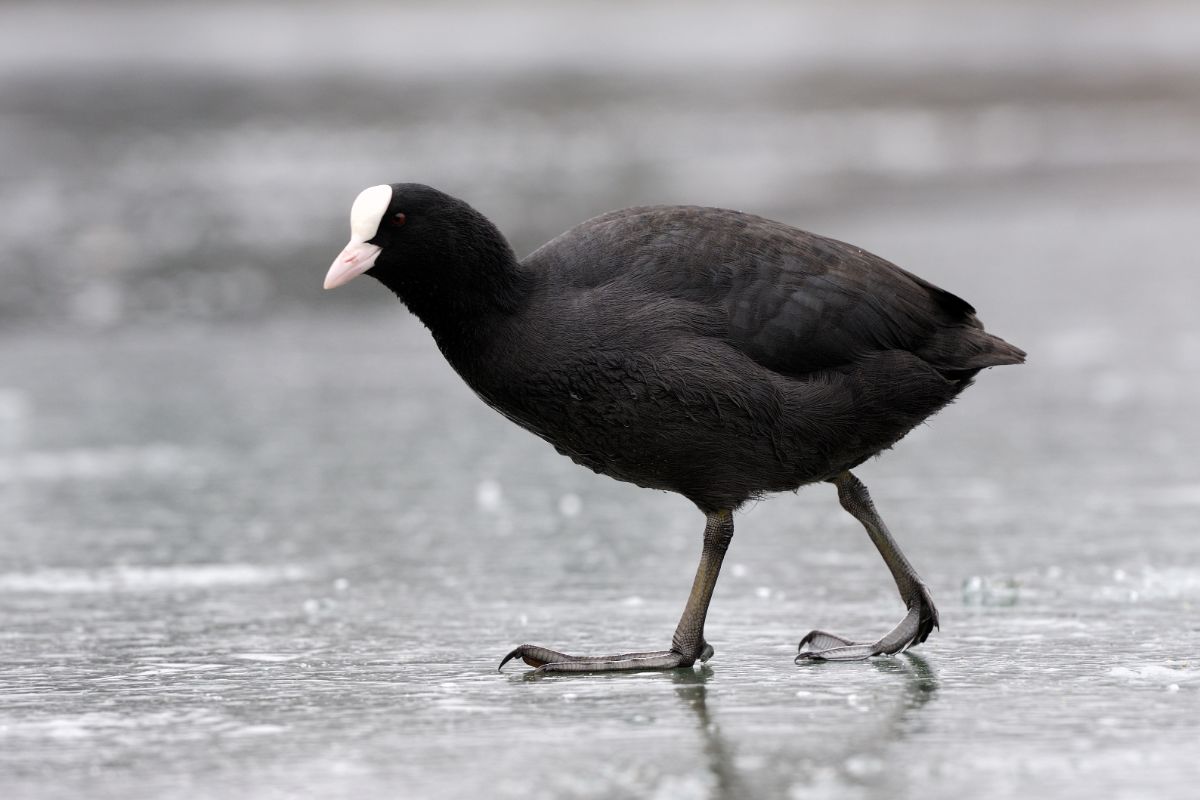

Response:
(499, 644), (567, 671)
(796, 591), (939, 663)
(498, 647), (522, 672)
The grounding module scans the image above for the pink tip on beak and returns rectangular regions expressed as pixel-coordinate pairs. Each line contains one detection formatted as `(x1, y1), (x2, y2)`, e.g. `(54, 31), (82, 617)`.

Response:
(324, 240), (383, 289)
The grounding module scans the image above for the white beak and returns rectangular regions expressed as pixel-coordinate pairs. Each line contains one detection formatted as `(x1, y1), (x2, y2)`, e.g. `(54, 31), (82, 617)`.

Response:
(324, 240), (382, 290)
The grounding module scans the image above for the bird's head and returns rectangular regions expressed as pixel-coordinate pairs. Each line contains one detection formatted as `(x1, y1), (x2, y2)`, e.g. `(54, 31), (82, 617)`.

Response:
(323, 183), (522, 326)
(324, 182), (475, 290)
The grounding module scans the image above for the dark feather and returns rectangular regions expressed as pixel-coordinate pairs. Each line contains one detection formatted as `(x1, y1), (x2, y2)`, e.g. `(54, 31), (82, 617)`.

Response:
(365, 192), (1024, 512)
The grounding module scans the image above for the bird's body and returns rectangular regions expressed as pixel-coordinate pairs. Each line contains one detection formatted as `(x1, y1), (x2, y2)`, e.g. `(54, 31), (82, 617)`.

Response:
(428, 204), (1020, 512)
(324, 184), (1023, 671)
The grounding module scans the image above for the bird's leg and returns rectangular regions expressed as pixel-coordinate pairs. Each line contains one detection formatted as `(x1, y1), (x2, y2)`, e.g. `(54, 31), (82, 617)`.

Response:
(500, 510), (735, 674)
(796, 471), (939, 662)
(669, 509), (734, 663)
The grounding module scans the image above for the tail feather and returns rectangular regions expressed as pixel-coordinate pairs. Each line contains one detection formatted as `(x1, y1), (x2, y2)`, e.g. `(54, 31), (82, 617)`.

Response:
(919, 321), (1025, 374)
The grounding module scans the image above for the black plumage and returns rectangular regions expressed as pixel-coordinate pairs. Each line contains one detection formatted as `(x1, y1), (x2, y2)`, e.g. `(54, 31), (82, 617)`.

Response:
(325, 183), (1023, 671)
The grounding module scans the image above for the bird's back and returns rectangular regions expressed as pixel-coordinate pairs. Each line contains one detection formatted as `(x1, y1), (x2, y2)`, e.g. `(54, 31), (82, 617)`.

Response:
(523, 205), (1024, 382)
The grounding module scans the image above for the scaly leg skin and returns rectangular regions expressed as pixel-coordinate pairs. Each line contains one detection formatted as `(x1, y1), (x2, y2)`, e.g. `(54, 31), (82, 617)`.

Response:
(796, 471), (940, 663)
(499, 510), (733, 674)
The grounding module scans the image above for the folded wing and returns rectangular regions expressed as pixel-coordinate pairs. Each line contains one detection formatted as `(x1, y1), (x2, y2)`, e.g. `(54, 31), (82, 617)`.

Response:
(531, 206), (1024, 379)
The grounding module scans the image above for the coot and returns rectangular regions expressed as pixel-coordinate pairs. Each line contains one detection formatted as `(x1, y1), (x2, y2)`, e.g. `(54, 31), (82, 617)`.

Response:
(324, 184), (1024, 672)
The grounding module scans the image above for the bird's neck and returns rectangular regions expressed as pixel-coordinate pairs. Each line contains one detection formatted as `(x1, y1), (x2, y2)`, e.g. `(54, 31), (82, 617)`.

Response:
(371, 230), (530, 365)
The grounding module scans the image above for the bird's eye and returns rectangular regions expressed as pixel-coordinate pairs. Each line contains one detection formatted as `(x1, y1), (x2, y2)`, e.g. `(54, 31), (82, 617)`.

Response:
(390, 212), (407, 227)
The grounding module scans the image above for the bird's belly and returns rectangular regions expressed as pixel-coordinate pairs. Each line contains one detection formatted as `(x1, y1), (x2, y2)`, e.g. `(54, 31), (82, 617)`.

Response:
(490, 389), (821, 510)
(466, 348), (958, 511)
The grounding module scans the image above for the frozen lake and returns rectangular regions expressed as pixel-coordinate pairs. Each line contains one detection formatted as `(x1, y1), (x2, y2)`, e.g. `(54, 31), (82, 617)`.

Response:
(2, 1), (1199, 798)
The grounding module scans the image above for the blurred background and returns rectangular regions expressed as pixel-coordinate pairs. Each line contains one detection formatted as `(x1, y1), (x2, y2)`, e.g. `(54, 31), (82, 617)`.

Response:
(2, 2), (1199, 799)
(4, 0), (1198, 328)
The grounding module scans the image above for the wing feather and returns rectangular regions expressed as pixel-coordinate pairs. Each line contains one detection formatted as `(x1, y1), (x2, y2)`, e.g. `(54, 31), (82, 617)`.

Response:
(524, 206), (1024, 377)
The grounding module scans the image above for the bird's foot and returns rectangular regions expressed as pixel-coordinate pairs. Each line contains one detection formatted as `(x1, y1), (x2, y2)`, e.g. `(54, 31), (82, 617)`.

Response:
(795, 585), (939, 662)
(499, 642), (715, 674)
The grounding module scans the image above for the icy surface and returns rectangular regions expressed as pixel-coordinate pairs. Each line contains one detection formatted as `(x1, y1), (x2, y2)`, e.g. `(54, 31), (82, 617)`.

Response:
(3, 291), (1198, 799)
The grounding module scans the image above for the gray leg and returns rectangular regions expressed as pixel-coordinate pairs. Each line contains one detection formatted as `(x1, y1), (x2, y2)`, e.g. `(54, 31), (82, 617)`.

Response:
(500, 510), (734, 674)
(796, 472), (939, 662)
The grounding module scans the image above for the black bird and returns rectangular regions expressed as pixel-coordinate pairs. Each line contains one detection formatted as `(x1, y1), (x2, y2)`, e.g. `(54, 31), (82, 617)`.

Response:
(324, 184), (1024, 672)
